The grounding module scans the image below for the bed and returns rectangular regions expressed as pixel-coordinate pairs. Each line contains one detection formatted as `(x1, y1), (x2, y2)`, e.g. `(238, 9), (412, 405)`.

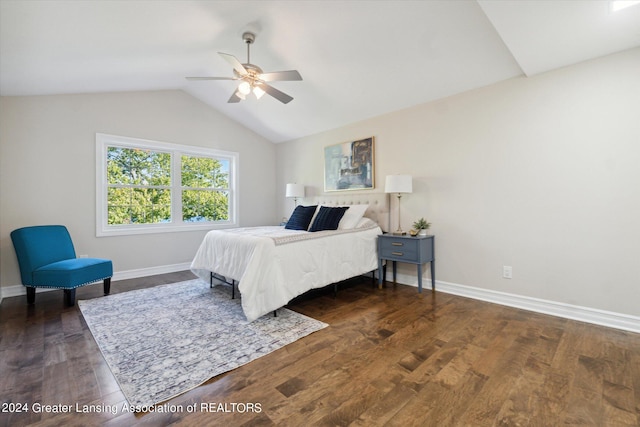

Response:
(190, 193), (389, 321)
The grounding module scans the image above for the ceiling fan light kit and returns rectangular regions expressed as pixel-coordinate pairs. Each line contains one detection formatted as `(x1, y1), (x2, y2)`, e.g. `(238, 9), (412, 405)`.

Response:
(238, 81), (252, 95)
(186, 31), (302, 104)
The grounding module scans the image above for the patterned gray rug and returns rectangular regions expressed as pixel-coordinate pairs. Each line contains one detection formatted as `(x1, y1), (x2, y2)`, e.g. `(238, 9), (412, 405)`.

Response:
(78, 279), (328, 409)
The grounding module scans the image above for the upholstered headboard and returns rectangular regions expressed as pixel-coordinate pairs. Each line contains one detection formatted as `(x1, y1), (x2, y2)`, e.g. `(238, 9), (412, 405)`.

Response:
(305, 193), (390, 232)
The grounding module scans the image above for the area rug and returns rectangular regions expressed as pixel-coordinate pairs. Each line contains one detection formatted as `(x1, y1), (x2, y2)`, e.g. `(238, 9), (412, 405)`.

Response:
(78, 279), (328, 409)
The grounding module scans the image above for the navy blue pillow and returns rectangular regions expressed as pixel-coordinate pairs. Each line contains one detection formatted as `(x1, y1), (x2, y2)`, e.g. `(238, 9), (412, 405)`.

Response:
(285, 205), (318, 230)
(309, 206), (348, 232)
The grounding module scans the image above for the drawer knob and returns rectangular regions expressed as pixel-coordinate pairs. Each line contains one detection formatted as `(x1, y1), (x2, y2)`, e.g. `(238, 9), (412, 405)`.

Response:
(391, 242), (403, 246)
(392, 251), (404, 256)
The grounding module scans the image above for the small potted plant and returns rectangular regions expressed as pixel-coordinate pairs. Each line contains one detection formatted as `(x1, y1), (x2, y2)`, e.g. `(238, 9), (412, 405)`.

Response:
(412, 217), (431, 236)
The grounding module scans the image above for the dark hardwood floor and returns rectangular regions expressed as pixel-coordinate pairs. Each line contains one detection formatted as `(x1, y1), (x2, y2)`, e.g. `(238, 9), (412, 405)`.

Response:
(1, 272), (639, 426)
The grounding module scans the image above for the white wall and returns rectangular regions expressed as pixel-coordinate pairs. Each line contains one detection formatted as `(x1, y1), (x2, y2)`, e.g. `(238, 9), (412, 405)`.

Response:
(276, 48), (640, 317)
(0, 90), (277, 289)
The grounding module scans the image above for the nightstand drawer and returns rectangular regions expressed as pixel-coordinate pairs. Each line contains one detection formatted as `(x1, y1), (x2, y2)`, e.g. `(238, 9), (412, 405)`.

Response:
(378, 238), (419, 260)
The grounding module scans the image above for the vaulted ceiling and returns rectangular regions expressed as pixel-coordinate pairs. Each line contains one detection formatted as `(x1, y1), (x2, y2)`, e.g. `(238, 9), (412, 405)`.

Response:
(1, 1), (639, 143)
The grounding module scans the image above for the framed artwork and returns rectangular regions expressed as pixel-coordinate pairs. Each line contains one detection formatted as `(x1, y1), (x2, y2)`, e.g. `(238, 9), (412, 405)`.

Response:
(324, 137), (374, 192)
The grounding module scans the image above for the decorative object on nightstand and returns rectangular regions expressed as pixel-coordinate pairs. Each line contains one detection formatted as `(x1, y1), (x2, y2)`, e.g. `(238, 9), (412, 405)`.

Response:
(377, 233), (435, 293)
(385, 174), (412, 235)
(412, 217), (431, 236)
(285, 183), (305, 207)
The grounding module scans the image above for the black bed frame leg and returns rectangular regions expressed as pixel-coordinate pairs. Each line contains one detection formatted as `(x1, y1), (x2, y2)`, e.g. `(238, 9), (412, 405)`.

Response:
(273, 310), (277, 317)
(210, 272), (238, 299)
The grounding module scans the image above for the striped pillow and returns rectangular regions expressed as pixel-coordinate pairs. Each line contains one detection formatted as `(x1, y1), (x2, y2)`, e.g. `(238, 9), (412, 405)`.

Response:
(309, 206), (349, 232)
(285, 205), (318, 230)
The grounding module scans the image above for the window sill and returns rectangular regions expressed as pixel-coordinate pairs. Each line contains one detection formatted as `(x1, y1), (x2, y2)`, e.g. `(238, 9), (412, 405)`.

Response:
(96, 221), (238, 237)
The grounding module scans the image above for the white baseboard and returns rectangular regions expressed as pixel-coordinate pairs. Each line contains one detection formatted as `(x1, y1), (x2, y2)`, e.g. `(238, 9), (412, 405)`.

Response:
(0, 262), (192, 301)
(393, 272), (640, 334)
(2, 264), (639, 334)
(111, 262), (192, 281)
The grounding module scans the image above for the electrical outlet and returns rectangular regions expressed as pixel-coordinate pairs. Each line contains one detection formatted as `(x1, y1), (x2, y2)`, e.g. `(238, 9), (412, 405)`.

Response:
(503, 266), (512, 279)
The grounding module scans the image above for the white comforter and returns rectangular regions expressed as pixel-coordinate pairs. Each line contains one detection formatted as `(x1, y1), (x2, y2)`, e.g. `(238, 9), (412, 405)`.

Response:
(190, 219), (381, 321)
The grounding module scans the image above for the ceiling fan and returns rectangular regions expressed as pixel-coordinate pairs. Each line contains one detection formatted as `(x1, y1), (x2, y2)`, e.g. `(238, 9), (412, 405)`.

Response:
(186, 32), (302, 104)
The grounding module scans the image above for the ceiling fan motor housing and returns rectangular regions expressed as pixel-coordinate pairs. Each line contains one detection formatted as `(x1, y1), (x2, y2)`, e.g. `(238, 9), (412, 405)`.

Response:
(233, 63), (263, 83)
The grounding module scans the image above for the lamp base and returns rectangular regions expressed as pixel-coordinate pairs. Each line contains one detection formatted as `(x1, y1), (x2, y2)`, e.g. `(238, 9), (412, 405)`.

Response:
(392, 231), (407, 236)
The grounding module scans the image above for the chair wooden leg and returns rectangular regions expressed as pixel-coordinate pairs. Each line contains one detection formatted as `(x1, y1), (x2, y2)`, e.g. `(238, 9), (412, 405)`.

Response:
(26, 287), (35, 304)
(64, 288), (76, 306)
(104, 277), (111, 295)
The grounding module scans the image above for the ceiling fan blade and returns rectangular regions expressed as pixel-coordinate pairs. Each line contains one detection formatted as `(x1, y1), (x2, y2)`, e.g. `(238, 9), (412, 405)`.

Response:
(260, 83), (293, 104)
(218, 52), (248, 76)
(259, 70), (302, 82)
(186, 76), (238, 81)
(227, 91), (243, 103)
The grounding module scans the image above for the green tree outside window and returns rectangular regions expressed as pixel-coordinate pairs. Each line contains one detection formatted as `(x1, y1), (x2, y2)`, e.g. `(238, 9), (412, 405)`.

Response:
(107, 147), (171, 225)
(181, 155), (229, 222)
(106, 148), (230, 225)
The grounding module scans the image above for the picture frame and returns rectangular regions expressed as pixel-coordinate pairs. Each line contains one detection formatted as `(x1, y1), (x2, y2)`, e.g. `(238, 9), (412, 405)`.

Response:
(324, 137), (374, 192)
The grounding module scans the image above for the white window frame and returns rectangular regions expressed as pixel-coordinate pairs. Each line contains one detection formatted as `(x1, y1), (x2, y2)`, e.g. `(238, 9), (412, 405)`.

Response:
(96, 133), (238, 237)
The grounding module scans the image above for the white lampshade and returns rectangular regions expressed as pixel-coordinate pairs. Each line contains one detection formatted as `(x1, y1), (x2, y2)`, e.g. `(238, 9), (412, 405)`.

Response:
(385, 175), (413, 194)
(253, 86), (265, 99)
(285, 183), (305, 198)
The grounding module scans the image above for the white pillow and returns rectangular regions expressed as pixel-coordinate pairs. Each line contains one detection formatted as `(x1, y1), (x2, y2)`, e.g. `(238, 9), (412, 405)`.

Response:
(338, 204), (369, 229)
(356, 217), (376, 228)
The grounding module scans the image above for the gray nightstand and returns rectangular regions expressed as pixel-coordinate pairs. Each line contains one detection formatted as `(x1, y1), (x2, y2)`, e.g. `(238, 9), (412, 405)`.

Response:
(377, 234), (435, 293)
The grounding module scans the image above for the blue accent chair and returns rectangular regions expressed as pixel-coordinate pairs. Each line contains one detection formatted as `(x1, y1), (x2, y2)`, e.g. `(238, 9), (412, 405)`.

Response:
(10, 225), (113, 306)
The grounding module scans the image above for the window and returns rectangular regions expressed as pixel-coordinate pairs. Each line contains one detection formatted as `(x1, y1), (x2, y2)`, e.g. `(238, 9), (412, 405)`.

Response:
(181, 154), (230, 223)
(96, 133), (238, 236)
